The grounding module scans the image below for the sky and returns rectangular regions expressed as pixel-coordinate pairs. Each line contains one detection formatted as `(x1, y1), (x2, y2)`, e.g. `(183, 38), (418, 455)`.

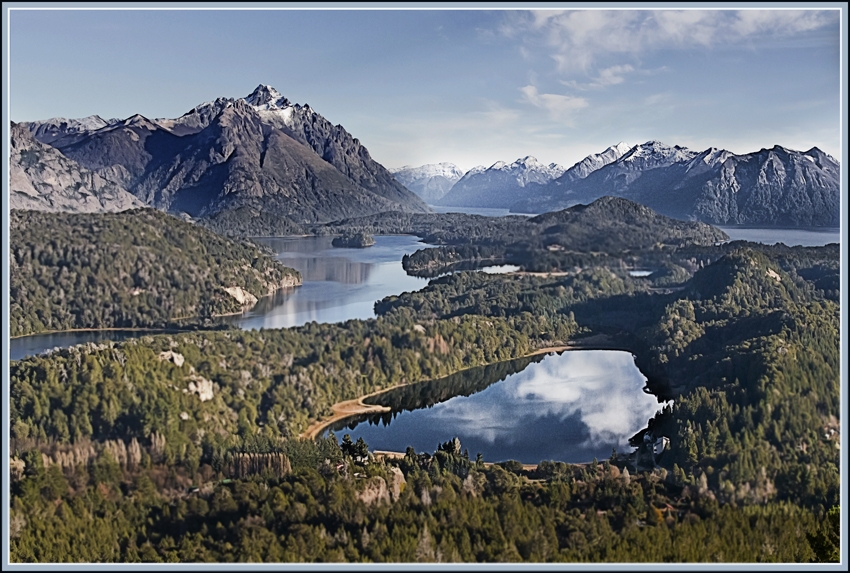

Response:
(7, 6), (843, 172)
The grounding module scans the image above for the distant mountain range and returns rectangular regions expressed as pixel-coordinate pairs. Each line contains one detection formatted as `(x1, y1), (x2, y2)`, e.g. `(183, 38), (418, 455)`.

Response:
(436, 156), (567, 209)
(17, 85), (429, 224)
(16, 91), (838, 228)
(512, 141), (840, 226)
(396, 140), (839, 227)
(389, 163), (465, 203)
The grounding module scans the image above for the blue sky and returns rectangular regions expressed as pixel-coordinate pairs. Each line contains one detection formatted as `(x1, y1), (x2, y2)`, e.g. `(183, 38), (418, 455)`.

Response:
(8, 6), (843, 172)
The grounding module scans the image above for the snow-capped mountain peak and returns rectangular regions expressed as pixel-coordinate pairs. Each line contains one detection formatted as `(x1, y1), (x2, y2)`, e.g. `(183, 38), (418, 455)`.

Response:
(618, 140), (697, 167)
(244, 84), (292, 110)
(685, 147), (732, 172)
(560, 142), (633, 181)
(390, 163), (465, 179)
(390, 162), (466, 202)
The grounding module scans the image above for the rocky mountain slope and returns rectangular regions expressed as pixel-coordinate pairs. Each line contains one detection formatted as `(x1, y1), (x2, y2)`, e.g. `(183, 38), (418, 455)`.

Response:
(23, 115), (121, 146)
(557, 142), (633, 183)
(19, 85), (429, 226)
(10, 122), (144, 213)
(436, 156), (566, 209)
(511, 141), (840, 227)
(390, 163), (465, 203)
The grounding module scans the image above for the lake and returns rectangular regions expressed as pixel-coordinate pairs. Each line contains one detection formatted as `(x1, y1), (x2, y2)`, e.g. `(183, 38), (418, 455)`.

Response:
(10, 235), (430, 360)
(325, 349), (667, 464)
(718, 226), (840, 247)
(10, 223), (840, 360)
(225, 235), (430, 330)
(9, 330), (152, 362)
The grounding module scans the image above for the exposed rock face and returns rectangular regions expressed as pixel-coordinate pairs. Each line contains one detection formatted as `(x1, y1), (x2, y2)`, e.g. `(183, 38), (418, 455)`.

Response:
(23, 85), (430, 226)
(390, 163), (465, 202)
(437, 156), (566, 209)
(22, 115), (120, 146)
(158, 351), (185, 368)
(224, 286), (259, 307)
(559, 142), (633, 182)
(10, 122), (144, 213)
(513, 141), (840, 227)
(358, 476), (391, 506)
(388, 466), (406, 501)
(186, 374), (214, 402)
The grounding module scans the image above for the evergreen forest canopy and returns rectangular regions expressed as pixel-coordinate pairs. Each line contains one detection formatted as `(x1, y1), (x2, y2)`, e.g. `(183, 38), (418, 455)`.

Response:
(7, 197), (841, 564)
(9, 209), (301, 337)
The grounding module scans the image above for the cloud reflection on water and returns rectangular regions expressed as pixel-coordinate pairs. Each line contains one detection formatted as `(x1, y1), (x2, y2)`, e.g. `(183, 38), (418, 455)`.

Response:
(425, 350), (667, 449)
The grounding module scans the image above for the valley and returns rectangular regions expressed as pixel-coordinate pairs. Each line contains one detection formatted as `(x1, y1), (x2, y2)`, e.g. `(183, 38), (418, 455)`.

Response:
(7, 82), (842, 564)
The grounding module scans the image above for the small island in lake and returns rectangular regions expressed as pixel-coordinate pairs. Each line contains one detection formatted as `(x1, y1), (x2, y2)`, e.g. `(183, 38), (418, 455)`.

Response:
(332, 232), (376, 248)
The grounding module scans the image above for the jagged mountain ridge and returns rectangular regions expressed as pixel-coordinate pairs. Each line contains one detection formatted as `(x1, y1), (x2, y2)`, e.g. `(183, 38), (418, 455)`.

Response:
(436, 156), (567, 209)
(10, 122), (144, 213)
(23, 115), (122, 146)
(390, 163), (465, 203)
(511, 141), (840, 227)
(20, 85), (429, 225)
(157, 85), (423, 212)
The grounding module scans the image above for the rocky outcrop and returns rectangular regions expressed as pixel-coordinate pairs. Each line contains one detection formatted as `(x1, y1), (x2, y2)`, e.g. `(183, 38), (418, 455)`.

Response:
(185, 374), (215, 402)
(10, 122), (144, 213)
(223, 286), (259, 307)
(158, 351), (185, 367)
(358, 476), (391, 506)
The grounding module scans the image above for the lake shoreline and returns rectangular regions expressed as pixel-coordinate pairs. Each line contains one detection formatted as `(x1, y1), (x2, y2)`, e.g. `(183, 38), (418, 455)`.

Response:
(10, 326), (186, 340)
(300, 334), (623, 440)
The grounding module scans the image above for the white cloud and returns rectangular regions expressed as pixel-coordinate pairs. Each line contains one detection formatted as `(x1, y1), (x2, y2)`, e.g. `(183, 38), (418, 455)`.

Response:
(503, 9), (837, 73)
(520, 85), (588, 123)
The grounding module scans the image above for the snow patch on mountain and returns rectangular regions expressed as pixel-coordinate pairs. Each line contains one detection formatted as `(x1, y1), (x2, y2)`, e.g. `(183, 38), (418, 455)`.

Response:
(618, 140), (698, 168)
(561, 142), (632, 181)
(391, 163), (466, 203)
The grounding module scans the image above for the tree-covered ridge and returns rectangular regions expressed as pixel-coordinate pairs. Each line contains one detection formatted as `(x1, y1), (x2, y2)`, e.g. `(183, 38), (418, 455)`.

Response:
(10, 313), (578, 463)
(10, 209), (302, 336)
(313, 196), (728, 248)
(640, 249), (840, 510)
(388, 246), (840, 510)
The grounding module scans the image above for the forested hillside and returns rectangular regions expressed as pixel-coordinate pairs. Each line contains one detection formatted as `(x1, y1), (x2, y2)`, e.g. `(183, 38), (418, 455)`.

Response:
(8, 200), (840, 563)
(10, 209), (301, 336)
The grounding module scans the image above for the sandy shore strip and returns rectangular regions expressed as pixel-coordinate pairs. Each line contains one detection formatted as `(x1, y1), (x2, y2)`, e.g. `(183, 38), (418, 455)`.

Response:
(301, 335), (619, 440)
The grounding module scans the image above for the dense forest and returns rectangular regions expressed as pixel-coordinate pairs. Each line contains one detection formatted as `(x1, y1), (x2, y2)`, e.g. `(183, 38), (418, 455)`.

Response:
(9, 434), (839, 563)
(7, 199), (841, 563)
(10, 209), (301, 336)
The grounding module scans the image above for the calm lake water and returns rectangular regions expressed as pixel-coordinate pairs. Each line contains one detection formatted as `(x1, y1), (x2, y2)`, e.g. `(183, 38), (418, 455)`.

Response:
(10, 330), (149, 361)
(10, 223), (840, 360)
(326, 350), (667, 464)
(11, 235), (431, 360)
(225, 235), (430, 330)
(718, 226), (840, 247)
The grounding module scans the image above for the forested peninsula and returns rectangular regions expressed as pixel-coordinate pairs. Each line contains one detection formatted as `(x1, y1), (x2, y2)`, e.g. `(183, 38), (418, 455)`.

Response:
(10, 209), (301, 337)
